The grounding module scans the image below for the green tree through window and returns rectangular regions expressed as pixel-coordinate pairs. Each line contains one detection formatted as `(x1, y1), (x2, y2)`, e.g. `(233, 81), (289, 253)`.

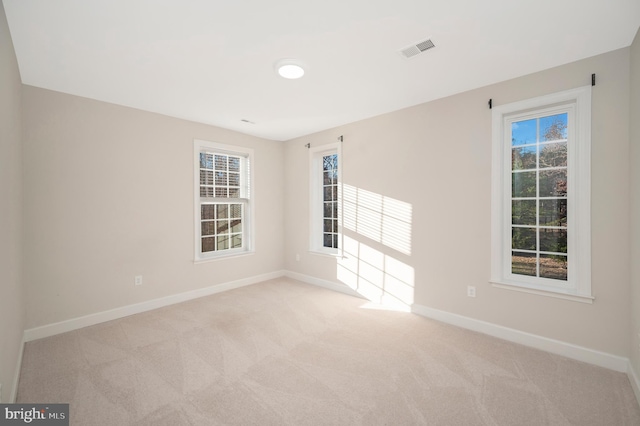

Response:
(511, 113), (568, 280)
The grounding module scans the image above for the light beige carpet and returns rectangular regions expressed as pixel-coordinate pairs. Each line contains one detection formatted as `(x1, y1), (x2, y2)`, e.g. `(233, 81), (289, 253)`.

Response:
(17, 277), (640, 425)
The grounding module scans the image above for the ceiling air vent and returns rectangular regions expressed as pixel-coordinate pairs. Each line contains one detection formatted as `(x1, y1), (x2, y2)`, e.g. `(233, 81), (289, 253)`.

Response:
(400, 39), (435, 59)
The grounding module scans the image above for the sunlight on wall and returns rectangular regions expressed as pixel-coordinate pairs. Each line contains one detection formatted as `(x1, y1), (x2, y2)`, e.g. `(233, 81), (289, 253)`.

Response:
(337, 235), (415, 312)
(342, 184), (412, 255)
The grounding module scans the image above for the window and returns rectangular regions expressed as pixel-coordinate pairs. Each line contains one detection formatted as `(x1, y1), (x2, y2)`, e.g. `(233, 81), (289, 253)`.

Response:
(194, 139), (253, 261)
(310, 144), (340, 254)
(491, 87), (592, 302)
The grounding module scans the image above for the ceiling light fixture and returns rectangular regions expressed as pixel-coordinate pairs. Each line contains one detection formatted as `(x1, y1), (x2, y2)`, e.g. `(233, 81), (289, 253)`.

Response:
(275, 59), (305, 79)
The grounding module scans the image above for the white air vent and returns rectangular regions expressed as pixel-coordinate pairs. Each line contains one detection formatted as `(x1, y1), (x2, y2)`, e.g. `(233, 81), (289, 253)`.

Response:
(400, 39), (435, 59)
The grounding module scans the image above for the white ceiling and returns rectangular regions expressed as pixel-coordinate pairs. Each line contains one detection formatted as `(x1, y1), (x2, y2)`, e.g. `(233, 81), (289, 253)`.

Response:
(4, 0), (640, 141)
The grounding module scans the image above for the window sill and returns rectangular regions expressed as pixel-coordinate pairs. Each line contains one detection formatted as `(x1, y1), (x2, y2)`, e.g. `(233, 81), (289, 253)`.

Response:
(194, 250), (254, 264)
(308, 249), (340, 258)
(491, 281), (594, 304)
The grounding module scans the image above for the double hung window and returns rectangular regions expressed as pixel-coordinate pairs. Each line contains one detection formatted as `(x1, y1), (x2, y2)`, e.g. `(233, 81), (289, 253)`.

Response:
(194, 140), (253, 260)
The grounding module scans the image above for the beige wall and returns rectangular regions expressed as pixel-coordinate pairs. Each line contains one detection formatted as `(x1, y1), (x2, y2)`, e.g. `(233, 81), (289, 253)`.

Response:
(285, 47), (633, 357)
(22, 86), (285, 329)
(0, 3), (24, 402)
(630, 29), (640, 374)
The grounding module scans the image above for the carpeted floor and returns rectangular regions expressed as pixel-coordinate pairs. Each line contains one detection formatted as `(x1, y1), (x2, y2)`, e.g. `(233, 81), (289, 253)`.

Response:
(17, 277), (640, 425)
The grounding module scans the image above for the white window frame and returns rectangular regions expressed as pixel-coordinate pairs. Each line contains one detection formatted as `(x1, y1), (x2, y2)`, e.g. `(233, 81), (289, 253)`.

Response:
(194, 139), (254, 262)
(309, 143), (341, 255)
(490, 86), (593, 303)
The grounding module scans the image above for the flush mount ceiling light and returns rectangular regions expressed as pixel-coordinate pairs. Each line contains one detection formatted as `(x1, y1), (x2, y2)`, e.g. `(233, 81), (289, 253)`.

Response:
(275, 59), (305, 79)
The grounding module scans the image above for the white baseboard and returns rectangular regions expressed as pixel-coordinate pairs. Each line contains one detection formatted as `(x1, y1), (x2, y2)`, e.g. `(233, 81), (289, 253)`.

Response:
(18, 269), (638, 401)
(411, 303), (629, 373)
(283, 273), (630, 374)
(23, 270), (285, 342)
(283, 270), (364, 298)
(10, 335), (25, 403)
(628, 361), (640, 407)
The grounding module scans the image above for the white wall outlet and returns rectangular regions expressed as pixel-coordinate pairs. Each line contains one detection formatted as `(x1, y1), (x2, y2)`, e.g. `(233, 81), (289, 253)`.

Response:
(295, 253), (300, 262)
(135, 275), (143, 286)
(467, 286), (476, 298)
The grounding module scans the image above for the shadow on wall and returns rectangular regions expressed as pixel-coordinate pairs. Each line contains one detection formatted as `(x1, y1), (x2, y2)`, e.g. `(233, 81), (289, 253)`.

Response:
(337, 185), (415, 311)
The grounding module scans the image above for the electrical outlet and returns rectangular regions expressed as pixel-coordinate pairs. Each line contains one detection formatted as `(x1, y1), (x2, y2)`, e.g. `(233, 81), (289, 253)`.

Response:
(295, 254), (300, 262)
(467, 286), (476, 298)
(135, 275), (143, 286)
